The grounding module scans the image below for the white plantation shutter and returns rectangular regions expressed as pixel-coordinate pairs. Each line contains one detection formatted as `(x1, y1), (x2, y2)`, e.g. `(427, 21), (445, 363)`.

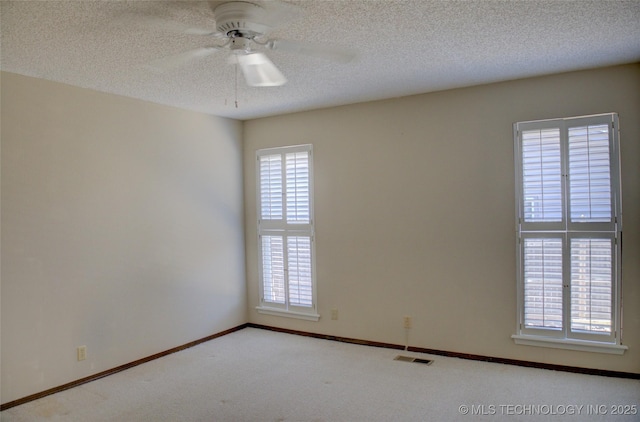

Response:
(570, 237), (613, 334)
(515, 114), (621, 347)
(521, 129), (562, 223)
(523, 237), (563, 330)
(286, 152), (311, 224)
(257, 145), (316, 317)
(261, 235), (285, 304)
(287, 236), (313, 306)
(568, 124), (612, 224)
(259, 154), (283, 220)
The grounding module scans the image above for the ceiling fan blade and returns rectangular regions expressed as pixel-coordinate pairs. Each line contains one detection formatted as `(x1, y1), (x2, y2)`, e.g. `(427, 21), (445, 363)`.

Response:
(267, 39), (356, 63)
(146, 47), (222, 71)
(255, 0), (303, 28)
(120, 13), (222, 37)
(236, 53), (287, 87)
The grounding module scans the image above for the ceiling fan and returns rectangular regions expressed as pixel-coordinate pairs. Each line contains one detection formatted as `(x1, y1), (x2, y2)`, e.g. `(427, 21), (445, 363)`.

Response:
(142, 0), (356, 87)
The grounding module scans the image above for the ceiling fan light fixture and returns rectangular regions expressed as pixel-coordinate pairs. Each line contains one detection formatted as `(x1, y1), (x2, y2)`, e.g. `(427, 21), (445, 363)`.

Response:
(237, 52), (287, 87)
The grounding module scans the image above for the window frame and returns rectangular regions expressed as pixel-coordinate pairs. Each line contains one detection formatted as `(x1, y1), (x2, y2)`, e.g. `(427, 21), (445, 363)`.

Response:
(512, 113), (626, 354)
(255, 144), (319, 321)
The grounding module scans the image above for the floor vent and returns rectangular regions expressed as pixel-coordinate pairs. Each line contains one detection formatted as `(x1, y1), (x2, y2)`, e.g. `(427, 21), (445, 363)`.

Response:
(394, 355), (433, 365)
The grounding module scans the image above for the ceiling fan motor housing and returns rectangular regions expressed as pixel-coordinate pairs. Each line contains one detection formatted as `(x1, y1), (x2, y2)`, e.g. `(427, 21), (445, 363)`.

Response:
(212, 1), (272, 39)
(230, 36), (251, 52)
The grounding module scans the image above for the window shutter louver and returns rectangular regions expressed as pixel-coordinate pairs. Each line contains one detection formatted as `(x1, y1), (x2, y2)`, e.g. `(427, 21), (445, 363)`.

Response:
(521, 128), (562, 223)
(287, 236), (313, 306)
(568, 124), (612, 223)
(523, 238), (563, 330)
(259, 154), (283, 220)
(261, 235), (285, 304)
(286, 151), (311, 224)
(570, 237), (612, 333)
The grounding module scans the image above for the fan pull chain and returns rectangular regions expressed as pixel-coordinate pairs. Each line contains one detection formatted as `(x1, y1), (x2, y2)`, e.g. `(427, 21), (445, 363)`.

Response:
(235, 63), (239, 108)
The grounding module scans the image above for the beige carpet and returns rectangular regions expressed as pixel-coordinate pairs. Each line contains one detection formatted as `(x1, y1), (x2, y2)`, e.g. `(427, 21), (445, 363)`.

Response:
(2, 327), (639, 421)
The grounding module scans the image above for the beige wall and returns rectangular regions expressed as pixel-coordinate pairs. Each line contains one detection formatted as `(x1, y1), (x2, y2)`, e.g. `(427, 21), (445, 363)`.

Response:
(1, 72), (247, 403)
(244, 64), (640, 373)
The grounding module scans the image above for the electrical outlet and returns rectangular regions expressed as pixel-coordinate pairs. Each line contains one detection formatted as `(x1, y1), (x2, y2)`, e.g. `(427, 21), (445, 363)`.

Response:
(331, 308), (339, 320)
(77, 345), (87, 361)
(403, 316), (412, 329)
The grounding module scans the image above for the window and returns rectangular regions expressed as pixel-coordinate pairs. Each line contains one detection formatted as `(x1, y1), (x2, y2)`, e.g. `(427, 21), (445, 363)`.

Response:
(512, 113), (626, 354)
(256, 145), (319, 321)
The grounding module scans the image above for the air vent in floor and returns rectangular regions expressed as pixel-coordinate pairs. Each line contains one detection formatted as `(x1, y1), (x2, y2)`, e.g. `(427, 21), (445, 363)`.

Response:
(394, 355), (433, 365)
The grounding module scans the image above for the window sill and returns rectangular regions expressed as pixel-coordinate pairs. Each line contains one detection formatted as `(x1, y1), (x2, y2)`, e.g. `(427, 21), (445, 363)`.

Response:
(256, 306), (320, 321)
(511, 335), (627, 355)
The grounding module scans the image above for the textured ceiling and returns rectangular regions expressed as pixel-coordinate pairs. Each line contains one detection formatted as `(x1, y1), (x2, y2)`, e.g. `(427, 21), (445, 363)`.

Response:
(2, 0), (640, 120)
